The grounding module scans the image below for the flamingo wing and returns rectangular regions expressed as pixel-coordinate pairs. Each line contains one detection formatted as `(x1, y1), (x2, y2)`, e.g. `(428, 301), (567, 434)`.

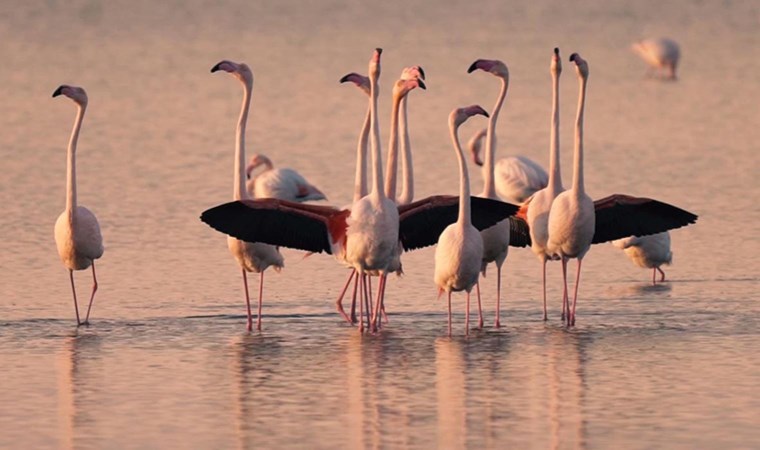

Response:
(592, 194), (697, 244)
(200, 199), (344, 254)
(508, 216), (531, 247)
(398, 195), (519, 251)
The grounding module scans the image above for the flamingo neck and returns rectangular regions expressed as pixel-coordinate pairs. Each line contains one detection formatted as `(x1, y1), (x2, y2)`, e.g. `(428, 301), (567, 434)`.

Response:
(450, 121), (471, 227)
(234, 78), (253, 201)
(548, 70), (563, 195)
(572, 76), (587, 195)
(66, 104), (86, 219)
(369, 72), (384, 199)
(384, 92), (403, 202)
(398, 96), (414, 205)
(482, 77), (507, 199)
(353, 104), (371, 202)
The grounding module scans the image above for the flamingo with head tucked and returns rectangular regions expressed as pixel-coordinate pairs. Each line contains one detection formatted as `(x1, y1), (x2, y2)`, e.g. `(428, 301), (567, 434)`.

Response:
(245, 154), (325, 202)
(435, 105), (490, 336)
(613, 232), (672, 285)
(53, 85), (104, 326)
(632, 37), (680, 80)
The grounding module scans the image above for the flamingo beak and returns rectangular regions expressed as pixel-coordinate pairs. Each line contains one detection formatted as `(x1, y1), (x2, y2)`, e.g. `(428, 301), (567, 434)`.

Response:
(52, 85), (65, 97)
(467, 59), (495, 74)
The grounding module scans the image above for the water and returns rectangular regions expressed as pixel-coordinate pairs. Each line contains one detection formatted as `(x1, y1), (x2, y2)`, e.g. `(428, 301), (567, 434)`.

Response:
(1, 0), (759, 448)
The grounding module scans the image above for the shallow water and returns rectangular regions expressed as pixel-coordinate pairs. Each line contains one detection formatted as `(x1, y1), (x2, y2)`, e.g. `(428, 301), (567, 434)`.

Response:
(1, 0), (759, 448)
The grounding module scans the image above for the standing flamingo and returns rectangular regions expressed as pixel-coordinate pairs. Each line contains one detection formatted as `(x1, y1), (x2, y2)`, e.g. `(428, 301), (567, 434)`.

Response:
(631, 38), (681, 80)
(434, 105), (489, 336)
(466, 59), (513, 328)
(613, 232), (672, 285)
(211, 59), (285, 332)
(468, 129), (548, 204)
(53, 85), (104, 326)
(245, 154), (326, 201)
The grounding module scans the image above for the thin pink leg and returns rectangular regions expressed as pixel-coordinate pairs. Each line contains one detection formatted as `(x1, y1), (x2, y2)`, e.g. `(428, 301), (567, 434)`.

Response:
(658, 267), (666, 282)
(494, 264), (502, 328)
(542, 259), (548, 321)
(82, 261), (98, 325)
(351, 271), (360, 325)
(358, 273), (365, 333)
(570, 259), (582, 327)
(242, 270), (252, 332)
(363, 274), (371, 332)
(372, 274), (386, 332)
(257, 271), (264, 332)
(652, 267), (656, 285)
(335, 270), (355, 323)
(476, 282), (483, 329)
(465, 292), (470, 336)
(561, 258), (569, 323)
(69, 270), (81, 326)
(447, 291), (452, 337)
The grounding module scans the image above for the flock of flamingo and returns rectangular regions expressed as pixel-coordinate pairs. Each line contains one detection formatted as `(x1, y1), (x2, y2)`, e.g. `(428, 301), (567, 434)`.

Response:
(53, 43), (693, 335)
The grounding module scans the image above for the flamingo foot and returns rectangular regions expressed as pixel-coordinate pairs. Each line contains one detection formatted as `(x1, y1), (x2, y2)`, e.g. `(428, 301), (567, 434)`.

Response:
(494, 320), (501, 329)
(478, 318), (484, 330)
(336, 305), (353, 324)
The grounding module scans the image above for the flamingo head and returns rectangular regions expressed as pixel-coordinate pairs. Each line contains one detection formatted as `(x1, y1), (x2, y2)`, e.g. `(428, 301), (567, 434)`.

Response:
(551, 47), (562, 75)
(211, 60), (254, 86)
(450, 105), (489, 129)
(392, 77), (426, 99)
(400, 65), (425, 82)
(339, 72), (370, 96)
(368, 48), (382, 80)
(467, 59), (509, 81)
(467, 128), (488, 167)
(52, 85), (88, 106)
(569, 53), (589, 79)
(245, 154), (273, 179)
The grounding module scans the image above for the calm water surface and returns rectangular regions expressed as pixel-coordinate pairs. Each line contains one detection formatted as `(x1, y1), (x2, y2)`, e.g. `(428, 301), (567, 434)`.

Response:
(1, 0), (759, 448)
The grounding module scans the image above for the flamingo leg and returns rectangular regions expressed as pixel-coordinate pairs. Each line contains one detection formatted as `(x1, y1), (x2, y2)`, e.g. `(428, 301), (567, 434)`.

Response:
(476, 282), (483, 329)
(570, 259), (582, 327)
(652, 268), (656, 285)
(69, 270), (81, 326)
(363, 274), (371, 332)
(658, 267), (666, 282)
(495, 264), (502, 328)
(82, 261), (99, 325)
(465, 291), (470, 336)
(447, 291), (452, 337)
(335, 270), (355, 323)
(358, 273), (365, 333)
(242, 269), (253, 332)
(257, 271), (264, 332)
(561, 258), (569, 322)
(351, 271), (360, 326)
(542, 259), (548, 321)
(372, 274), (387, 332)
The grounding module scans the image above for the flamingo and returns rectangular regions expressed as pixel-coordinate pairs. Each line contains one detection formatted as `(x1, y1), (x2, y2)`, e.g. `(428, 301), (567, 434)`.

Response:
(245, 154), (326, 202)
(53, 85), (104, 326)
(613, 232), (672, 285)
(211, 59), (285, 332)
(468, 128), (548, 204)
(631, 38), (681, 80)
(434, 105), (489, 336)
(466, 59), (513, 328)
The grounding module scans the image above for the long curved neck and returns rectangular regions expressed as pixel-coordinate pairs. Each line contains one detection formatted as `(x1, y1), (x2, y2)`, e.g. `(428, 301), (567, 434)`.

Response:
(482, 77), (507, 199)
(572, 75), (587, 195)
(66, 104), (86, 218)
(384, 92), (403, 202)
(234, 78), (253, 201)
(369, 73), (384, 199)
(353, 104), (371, 202)
(548, 70), (563, 195)
(450, 121), (471, 227)
(397, 97), (414, 205)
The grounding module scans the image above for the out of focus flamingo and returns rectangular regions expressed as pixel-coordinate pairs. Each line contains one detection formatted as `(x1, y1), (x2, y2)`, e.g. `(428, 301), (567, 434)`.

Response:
(53, 85), (104, 326)
(613, 232), (672, 285)
(245, 154), (326, 202)
(434, 105), (489, 336)
(631, 37), (680, 80)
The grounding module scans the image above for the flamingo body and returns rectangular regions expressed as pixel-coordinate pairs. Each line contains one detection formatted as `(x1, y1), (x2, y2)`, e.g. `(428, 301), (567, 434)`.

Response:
(434, 223), (483, 293)
(546, 192), (595, 260)
(246, 154), (326, 202)
(494, 156), (549, 203)
(632, 38), (680, 79)
(613, 232), (672, 283)
(55, 207), (103, 270)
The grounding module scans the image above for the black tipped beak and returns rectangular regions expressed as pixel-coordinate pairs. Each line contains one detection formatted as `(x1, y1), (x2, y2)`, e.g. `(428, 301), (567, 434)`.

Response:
(210, 62), (222, 73)
(52, 86), (64, 97)
(554, 47), (560, 55)
(339, 74), (351, 83)
(569, 53), (579, 62)
(375, 48), (383, 55)
(418, 80), (426, 90)
(418, 66), (426, 80)
(467, 60), (480, 73)
(482, 110), (490, 118)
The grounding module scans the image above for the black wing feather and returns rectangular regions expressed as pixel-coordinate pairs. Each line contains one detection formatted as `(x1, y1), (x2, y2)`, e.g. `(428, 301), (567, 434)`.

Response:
(508, 216), (532, 247)
(592, 195), (698, 244)
(200, 200), (333, 254)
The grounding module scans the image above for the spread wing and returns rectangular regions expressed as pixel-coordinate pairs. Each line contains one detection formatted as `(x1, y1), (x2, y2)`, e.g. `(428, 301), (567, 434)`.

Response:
(592, 194), (697, 244)
(508, 216), (532, 247)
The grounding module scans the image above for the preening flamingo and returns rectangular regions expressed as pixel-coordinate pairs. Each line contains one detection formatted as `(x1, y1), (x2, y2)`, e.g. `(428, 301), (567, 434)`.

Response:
(246, 154), (326, 202)
(434, 105), (489, 336)
(468, 129), (548, 204)
(211, 60), (285, 332)
(631, 37), (680, 80)
(613, 232), (672, 285)
(466, 58), (512, 328)
(53, 85), (104, 326)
